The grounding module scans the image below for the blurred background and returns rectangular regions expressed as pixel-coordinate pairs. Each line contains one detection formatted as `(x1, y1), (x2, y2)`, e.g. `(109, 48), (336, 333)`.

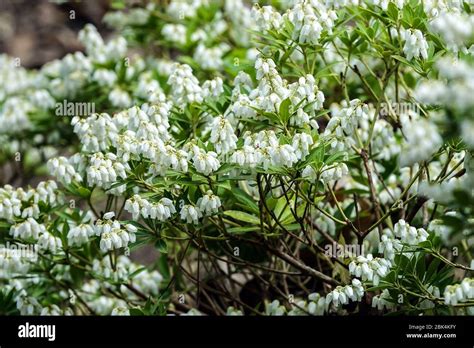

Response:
(0, 0), (112, 68)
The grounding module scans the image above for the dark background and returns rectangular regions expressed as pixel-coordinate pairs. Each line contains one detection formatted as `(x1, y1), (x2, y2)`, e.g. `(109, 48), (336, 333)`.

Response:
(0, 0), (112, 68)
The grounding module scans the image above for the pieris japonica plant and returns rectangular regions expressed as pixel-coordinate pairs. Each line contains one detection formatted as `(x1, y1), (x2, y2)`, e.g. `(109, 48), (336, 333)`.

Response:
(0, 0), (473, 316)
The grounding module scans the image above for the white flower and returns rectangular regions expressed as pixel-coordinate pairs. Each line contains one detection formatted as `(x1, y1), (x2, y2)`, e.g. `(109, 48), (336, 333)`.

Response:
(230, 145), (259, 168)
(372, 289), (395, 311)
(86, 153), (128, 190)
(320, 163), (349, 184)
(29, 89), (55, 109)
(47, 156), (82, 184)
(287, 2), (337, 45)
(226, 306), (244, 316)
(165, 148), (189, 173)
(444, 278), (474, 305)
(324, 100), (370, 150)
(180, 204), (202, 224)
(100, 231), (120, 252)
(96, 217), (135, 252)
(109, 88), (131, 108)
(202, 77), (224, 99)
(349, 254), (391, 285)
(399, 119), (442, 167)
(265, 300), (286, 315)
(401, 29), (429, 60)
(269, 144), (298, 168)
(10, 218), (46, 241)
(167, 63), (203, 105)
(103, 212), (115, 220)
(393, 219), (429, 245)
(416, 57), (474, 114)
(307, 293), (326, 315)
(194, 44), (230, 71)
(0, 247), (31, 274)
(125, 195), (176, 221)
(192, 149), (220, 176)
(166, 0), (201, 19)
(379, 230), (402, 261)
(38, 232), (63, 253)
(232, 94), (257, 119)
(16, 294), (41, 315)
(40, 305), (62, 316)
(93, 69), (117, 87)
(252, 5), (282, 32)
(162, 24), (187, 45)
(461, 120), (474, 148)
(0, 189), (23, 221)
(430, 11), (474, 52)
(68, 223), (95, 246)
(209, 116), (238, 154)
(292, 133), (314, 160)
(324, 279), (364, 312)
(197, 191), (222, 215)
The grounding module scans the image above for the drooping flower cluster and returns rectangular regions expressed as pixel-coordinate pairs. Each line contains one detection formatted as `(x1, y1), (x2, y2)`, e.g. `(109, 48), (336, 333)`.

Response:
(379, 220), (429, 261)
(349, 254), (391, 286)
(1, 0), (473, 318)
(444, 278), (474, 305)
(124, 195), (176, 221)
(94, 213), (137, 252)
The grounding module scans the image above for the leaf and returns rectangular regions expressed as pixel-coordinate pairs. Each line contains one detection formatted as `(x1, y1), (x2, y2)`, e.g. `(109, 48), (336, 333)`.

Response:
(129, 266), (147, 278)
(155, 239), (168, 254)
(228, 188), (259, 214)
(157, 253), (170, 280)
(129, 308), (144, 316)
(391, 54), (411, 66)
(325, 151), (347, 165)
(227, 226), (260, 234)
(279, 98), (292, 124)
(387, 2), (399, 22)
(223, 210), (261, 225)
(214, 163), (238, 175)
(77, 187), (91, 198)
(111, 0), (125, 10)
(0, 221), (11, 229)
(463, 1), (472, 14)
(415, 254), (426, 278)
(426, 258), (441, 283)
(303, 142), (326, 168)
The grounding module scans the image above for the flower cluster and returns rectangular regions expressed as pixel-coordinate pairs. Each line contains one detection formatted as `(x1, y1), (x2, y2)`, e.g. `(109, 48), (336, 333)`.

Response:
(349, 254), (391, 285)
(1, 0), (473, 317)
(444, 278), (474, 305)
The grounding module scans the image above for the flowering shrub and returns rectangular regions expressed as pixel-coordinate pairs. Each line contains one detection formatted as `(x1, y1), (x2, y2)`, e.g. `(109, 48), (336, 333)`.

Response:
(0, 0), (474, 316)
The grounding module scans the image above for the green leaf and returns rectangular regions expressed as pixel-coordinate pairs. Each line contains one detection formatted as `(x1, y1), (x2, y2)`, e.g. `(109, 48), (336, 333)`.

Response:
(223, 210), (261, 225)
(157, 253), (170, 280)
(229, 188), (259, 214)
(426, 258), (441, 283)
(129, 308), (145, 316)
(77, 187), (92, 198)
(387, 2), (399, 22)
(129, 266), (147, 278)
(227, 226), (260, 234)
(415, 254), (426, 278)
(463, 1), (472, 14)
(279, 98), (292, 124)
(155, 239), (168, 254)
(111, 0), (125, 10)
